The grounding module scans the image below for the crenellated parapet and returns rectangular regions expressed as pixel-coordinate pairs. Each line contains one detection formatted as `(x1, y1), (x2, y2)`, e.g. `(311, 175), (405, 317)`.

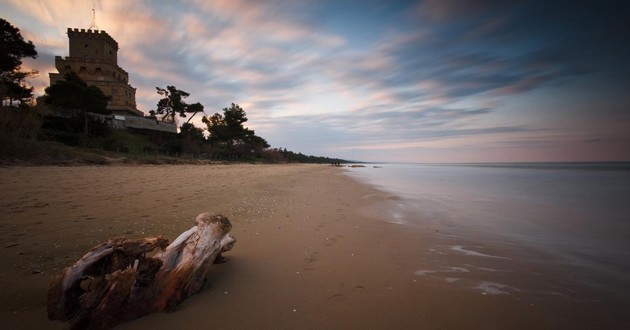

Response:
(48, 27), (141, 116)
(67, 28), (118, 65)
(67, 28), (118, 50)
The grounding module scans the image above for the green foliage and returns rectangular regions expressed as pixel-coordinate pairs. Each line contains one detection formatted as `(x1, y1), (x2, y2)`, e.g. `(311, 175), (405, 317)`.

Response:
(0, 18), (38, 105)
(44, 72), (111, 114)
(263, 147), (346, 164)
(203, 103), (269, 158)
(155, 86), (188, 123)
(0, 139), (110, 165)
(0, 19), (37, 74)
(180, 122), (205, 154)
(1, 70), (38, 106)
(185, 102), (204, 124)
(203, 112), (228, 144)
(0, 106), (42, 142)
(104, 130), (160, 153)
(154, 86), (205, 124)
(39, 115), (112, 146)
(88, 116), (112, 138)
(43, 72), (111, 146)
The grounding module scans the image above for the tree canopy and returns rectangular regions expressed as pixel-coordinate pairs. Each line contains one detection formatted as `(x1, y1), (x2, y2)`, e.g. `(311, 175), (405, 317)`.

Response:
(44, 72), (112, 145)
(184, 102), (204, 124)
(203, 103), (269, 156)
(0, 18), (38, 106)
(44, 72), (111, 114)
(153, 86), (205, 124)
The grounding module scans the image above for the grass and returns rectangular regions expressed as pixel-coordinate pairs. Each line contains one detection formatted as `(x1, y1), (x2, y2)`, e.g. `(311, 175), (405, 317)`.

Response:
(0, 138), (220, 166)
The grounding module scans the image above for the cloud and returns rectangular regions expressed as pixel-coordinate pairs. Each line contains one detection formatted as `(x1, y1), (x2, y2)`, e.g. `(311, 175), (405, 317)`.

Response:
(2, 0), (628, 162)
(413, 0), (518, 22)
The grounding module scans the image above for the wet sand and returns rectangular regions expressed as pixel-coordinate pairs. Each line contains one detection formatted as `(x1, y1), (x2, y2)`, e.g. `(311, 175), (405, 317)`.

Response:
(0, 164), (627, 329)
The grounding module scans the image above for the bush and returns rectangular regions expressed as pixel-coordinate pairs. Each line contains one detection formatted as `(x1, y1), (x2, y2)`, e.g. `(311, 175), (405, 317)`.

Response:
(0, 106), (42, 142)
(37, 129), (81, 146)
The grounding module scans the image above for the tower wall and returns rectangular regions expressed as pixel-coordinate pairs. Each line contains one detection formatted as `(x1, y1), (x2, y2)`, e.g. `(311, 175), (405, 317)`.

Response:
(68, 28), (118, 65)
(49, 28), (142, 116)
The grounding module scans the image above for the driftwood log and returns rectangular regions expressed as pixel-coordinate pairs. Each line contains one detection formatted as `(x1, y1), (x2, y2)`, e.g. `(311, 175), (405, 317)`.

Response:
(47, 213), (236, 329)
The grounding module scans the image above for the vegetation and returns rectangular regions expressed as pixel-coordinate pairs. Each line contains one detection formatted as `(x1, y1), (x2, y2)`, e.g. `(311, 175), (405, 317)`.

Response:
(203, 103), (269, 159)
(263, 148), (346, 164)
(43, 72), (111, 146)
(151, 86), (205, 125)
(44, 72), (111, 115)
(0, 18), (351, 165)
(0, 18), (38, 107)
(0, 106), (41, 142)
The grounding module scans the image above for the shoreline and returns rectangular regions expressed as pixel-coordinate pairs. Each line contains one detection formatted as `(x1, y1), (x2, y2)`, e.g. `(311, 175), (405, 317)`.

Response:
(0, 164), (627, 329)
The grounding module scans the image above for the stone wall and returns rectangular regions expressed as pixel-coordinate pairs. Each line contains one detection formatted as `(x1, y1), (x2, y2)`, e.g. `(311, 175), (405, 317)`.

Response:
(112, 115), (177, 133)
(67, 28), (118, 65)
(49, 28), (141, 117)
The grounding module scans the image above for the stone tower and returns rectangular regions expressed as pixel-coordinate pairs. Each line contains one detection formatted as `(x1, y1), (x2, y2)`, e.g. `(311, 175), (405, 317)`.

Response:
(49, 28), (143, 116)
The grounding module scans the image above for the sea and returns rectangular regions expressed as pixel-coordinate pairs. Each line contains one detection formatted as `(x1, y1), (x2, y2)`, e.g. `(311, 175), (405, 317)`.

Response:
(343, 162), (630, 301)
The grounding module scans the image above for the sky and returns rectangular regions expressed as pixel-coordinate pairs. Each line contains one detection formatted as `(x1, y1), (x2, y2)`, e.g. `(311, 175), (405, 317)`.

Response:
(2, 0), (629, 162)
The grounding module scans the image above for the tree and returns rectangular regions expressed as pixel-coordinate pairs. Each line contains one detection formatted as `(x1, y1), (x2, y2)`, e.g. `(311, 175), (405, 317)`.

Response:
(153, 86), (183, 123)
(44, 72), (111, 145)
(203, 112), (228, 146)
(245, 134), (270, 157)
(0, 18), (38, 106)
(2, 70), (38, 106)
(184, 102), (205, 124)
(154, 86), (206, 125)
(180, 122), (205, 154)
(203, 103), (269, 158)
(45, 72), (110, 114)
(155, 86), (188, 124)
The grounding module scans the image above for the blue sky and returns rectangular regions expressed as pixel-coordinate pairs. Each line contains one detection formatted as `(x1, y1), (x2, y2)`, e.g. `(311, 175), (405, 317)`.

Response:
(3, 0), (629, 162)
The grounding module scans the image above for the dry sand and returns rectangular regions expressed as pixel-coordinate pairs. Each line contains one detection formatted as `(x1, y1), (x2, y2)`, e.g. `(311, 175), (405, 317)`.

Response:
(0, 164), (627, 329)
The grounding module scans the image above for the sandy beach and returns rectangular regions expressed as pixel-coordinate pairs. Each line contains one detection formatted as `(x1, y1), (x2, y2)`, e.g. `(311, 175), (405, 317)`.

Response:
(0, 164), (627, 329)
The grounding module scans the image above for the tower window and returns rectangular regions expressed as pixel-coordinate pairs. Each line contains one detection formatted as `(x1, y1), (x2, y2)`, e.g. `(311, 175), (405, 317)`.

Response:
(112, 88), (118, 95)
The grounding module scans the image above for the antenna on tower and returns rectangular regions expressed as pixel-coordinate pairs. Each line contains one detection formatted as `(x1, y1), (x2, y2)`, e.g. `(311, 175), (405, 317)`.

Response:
(89, 0), (99, 30)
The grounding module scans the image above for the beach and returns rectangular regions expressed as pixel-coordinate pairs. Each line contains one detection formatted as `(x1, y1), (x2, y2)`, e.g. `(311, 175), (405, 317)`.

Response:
(0, 164), (627, 329)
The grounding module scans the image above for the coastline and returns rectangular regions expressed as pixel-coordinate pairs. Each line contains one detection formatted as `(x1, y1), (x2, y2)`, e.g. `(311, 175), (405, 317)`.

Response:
(0, 164), (627, 329)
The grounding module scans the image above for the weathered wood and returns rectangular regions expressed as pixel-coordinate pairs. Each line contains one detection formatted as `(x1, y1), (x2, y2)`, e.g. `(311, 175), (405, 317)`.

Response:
(47, 213), (236, 329)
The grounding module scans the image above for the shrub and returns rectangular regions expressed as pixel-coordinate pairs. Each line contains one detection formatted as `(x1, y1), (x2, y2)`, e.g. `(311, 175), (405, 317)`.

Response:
(0, 106), (42, 142)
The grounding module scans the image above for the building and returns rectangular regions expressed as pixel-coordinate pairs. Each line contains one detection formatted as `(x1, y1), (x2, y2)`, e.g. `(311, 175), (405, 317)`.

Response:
(49, 28), (142, 117)
(48, 28), (176, 133)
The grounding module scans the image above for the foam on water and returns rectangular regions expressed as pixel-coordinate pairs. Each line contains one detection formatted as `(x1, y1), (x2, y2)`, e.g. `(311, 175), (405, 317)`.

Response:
(345, 162), (630, 301)
(414, 266), (470, 276)
(477, 267), (513, 272)
(451, 245), (511, 259)
(474, 281), (521, 295)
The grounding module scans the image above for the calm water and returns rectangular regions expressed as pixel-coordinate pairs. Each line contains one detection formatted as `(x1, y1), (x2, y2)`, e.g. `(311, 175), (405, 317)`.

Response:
(343, 163), (630, 294)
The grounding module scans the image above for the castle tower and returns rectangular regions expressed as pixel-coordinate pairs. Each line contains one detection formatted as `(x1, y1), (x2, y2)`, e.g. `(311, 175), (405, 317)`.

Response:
(49, 28), (143, 116)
